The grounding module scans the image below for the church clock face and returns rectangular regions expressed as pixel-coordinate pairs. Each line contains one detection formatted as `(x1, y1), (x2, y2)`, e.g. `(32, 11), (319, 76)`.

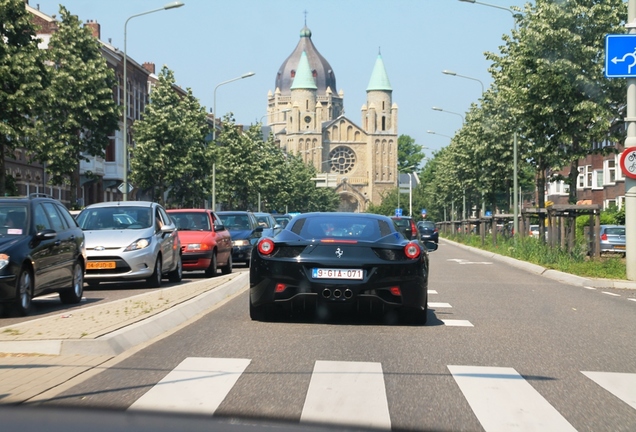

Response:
(328, 146), (356, 174)
(304, 115), (312, 124)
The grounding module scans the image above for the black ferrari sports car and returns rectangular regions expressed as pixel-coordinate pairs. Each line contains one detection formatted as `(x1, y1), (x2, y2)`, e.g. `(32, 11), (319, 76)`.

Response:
(249, 212), (438, 324)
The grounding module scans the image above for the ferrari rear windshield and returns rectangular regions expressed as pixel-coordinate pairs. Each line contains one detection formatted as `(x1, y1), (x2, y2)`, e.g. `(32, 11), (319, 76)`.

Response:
(292, 216), (392, 240)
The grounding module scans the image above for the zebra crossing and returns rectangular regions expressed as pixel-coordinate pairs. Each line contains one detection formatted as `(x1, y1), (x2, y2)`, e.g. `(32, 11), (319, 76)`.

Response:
(126, 357), (636, 431)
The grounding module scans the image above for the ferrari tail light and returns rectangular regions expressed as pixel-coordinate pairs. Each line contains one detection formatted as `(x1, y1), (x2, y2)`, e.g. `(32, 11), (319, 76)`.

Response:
(275, 283), (286, 293)
(600, 233), (608, 241)
(258, 238), (275, 255)
(404, 242), (420, 259)
(389, 286), (401, 296)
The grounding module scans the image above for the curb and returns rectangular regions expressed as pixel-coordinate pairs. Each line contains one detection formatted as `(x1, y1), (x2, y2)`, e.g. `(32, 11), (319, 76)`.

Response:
(0, 272), (248, 356)
(442, 239), (636, 290)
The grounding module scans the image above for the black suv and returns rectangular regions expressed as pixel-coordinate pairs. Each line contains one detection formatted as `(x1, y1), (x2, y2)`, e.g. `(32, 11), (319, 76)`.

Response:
(0, 194), (86, 316)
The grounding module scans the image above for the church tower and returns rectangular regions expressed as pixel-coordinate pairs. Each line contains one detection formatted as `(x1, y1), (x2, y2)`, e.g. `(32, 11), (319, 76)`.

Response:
(267, 26), (398, 212)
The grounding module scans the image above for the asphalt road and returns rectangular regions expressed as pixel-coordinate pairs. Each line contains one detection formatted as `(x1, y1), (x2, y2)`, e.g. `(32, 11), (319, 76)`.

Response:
(39, 242), (636, 431)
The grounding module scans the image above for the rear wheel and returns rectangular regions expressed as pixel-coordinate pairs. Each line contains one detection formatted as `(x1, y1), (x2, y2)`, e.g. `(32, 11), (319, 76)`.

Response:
(221, 253), (232, 275)
(168, 254), (182, 282)
(249, 298), (269, 321)
(146, 257), (162, 288)
(205, 252), (217, 278)
(14, 267), (33, 316)
(60, 261), (84, 304)
(401, 307), (428, 325)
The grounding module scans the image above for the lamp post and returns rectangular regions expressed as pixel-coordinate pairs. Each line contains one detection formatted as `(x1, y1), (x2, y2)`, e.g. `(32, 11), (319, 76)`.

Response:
(211, 72), (256, 210)
(457, 0), (520, 238)
(122, 1), (184, 202)
(442, 70), (485, 95)
(427, 130), (453, 140)
(432, 106), (465, 124)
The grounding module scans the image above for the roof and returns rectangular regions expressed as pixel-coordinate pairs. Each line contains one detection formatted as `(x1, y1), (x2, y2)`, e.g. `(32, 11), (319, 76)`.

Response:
(290, 51), (317, 90)
(275, 26), (336, 95)
(366, 54), (392, 92)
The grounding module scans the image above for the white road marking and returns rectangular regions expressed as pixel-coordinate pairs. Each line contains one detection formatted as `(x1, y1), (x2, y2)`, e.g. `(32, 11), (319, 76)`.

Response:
(301, 360), (391, 430)
(128, 357), (250, 414)
(628, 298), (636, 302)
(458, 261), (493, 265)
(428, 290), (438, 294)
(448, 365), (576, 432)
(602, 292), (621, 297)
(429, 302), (452, 308)
(582, 371), (636, 410)
(583, 286), (596, 290)
(441, 319), (474, 327)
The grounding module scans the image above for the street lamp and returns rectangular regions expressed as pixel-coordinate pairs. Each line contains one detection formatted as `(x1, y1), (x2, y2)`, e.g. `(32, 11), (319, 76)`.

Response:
(427, 130), (453, 140)
(260, 108), (291, 124)
(432, 106), (465, 124)
(211, 72), (255, 210)
(122, 1), (184, 201)
(442, 70), (485, 94)
(457, 0), (520, 237)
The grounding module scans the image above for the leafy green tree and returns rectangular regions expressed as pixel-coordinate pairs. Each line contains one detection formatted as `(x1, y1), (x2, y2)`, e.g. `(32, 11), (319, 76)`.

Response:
(40, 6), (119, 206)
(131, 66), (210, 206)
(398, 134), (425, 172)
(165, 89), (214, 207)
(0, 0), (48, 196)
(487, 0), (626, 205)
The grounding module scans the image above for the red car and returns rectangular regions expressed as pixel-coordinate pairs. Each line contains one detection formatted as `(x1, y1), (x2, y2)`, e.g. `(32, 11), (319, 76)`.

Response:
(167, 209), (232, 277)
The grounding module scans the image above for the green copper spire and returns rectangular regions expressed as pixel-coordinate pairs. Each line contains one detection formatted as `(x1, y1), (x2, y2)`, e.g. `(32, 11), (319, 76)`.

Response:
(290, 51), (317, 90)
(366, 54), (392, 91)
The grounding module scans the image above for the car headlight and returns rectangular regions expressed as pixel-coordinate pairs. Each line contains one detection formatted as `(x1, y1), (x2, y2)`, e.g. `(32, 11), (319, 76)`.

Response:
(0, 254), (9, 271)
(124, 237), (151, 252)
(233, 239), (250, 247)
(186, 243), (211, 251)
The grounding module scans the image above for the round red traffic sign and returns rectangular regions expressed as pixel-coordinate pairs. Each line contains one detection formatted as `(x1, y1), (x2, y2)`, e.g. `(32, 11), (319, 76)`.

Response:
(620, 147), (636, 180)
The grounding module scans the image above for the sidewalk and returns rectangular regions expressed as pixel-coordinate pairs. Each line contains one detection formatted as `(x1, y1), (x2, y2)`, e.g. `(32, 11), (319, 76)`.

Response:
(0, 272), (248, 404)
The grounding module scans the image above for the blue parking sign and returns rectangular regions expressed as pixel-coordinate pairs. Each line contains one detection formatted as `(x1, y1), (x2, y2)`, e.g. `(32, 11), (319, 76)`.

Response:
(395, 208), (402, 217)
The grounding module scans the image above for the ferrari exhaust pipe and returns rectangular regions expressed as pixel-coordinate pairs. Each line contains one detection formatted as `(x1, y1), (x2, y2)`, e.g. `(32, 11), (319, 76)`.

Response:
(322, 289), (331, 298)
(344, 289), (353, 299)
(333, 289), (342, 299)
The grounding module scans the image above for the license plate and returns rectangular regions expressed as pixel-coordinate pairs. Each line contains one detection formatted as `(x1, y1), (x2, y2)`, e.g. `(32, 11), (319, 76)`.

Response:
(615, 245), (626, 250)
(312, 268), (363, 280)
(87, 261), (116, 270)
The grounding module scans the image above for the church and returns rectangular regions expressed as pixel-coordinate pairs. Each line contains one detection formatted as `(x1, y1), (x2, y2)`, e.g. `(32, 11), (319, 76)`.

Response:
(265, 25), (398, 212)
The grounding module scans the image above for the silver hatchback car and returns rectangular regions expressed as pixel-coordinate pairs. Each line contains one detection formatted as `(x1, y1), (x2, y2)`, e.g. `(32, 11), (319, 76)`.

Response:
(76, 201), (182, 287)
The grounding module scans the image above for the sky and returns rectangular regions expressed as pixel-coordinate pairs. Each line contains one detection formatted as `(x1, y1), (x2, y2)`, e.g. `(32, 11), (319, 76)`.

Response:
(32, 0), (529, 157)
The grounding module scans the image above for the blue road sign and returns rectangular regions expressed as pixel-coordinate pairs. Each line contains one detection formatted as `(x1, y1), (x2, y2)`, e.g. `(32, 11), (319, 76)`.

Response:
(605, 34), (636, 78)
(395, 208), (402, 217)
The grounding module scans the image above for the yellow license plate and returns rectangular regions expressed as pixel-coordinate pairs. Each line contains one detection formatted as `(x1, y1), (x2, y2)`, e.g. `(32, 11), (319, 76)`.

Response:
(87, 261), (116, 269)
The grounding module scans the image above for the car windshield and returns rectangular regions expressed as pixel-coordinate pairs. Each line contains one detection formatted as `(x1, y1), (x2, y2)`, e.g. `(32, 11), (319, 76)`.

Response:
(170, 212), (210, 231)
(293, 215), (390, 240)
(218, 214), (251, 230)
(77, 207), (152, 230)
(0, 204), (27, 236)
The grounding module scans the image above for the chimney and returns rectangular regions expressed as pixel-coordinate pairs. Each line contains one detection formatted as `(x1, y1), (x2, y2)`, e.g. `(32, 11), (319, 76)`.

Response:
(85, 20), (100, 39)
(142, 62), (156, 74)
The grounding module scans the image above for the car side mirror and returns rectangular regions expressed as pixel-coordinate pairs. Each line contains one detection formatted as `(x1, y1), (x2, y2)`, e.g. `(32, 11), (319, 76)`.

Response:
(254, 226), (264, 233)
(214, 223), (226, 232)
(423, 240), (438, 252)
(161, 223), (176, 233)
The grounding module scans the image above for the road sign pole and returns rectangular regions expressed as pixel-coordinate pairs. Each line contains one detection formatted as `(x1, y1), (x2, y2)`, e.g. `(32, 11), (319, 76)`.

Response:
(626, 0), (636, 280)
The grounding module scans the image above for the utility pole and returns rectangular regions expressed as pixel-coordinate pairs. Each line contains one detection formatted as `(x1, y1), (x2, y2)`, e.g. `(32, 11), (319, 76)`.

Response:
(626, 0), (636, 279)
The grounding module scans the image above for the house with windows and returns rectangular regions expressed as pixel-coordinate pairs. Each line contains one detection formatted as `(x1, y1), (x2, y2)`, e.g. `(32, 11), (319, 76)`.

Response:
(545, 139), (625, 210)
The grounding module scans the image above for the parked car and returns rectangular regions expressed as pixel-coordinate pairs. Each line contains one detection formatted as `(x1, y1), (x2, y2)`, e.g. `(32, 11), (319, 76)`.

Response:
(254, 212), (283, 237)
(599, 225), (625, 254)
(250, 212), (438, 323)
(217, 211), (263, 266)
(417, 220), (439, 243)
(167, 209), (232, 277)
(529, 224), (540, 238)
(273, 214), (293, 229)
(0, 194), (86, 316)
(391, 216), (418, 240)
(76, 201), (182, 288)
